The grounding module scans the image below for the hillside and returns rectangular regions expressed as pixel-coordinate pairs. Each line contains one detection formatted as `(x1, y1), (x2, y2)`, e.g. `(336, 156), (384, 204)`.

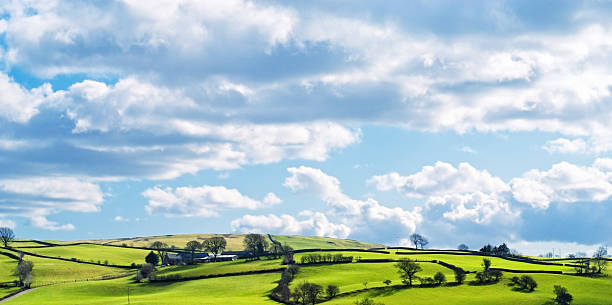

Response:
(1, 235), (610, 304)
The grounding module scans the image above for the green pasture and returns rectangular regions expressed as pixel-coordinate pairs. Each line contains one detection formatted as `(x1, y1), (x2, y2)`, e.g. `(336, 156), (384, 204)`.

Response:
(0, 286), (22, 300)
(3, 273), (279, 305)
(18, 244), (150, 266)
(155, 258), (282, 278)
(0, 254), (18, 284)
(96, 233), (246, 250)
(271, 235), (383, 250)
(1, 249), (129, 286)
(325, 272), (612, 305)
(291, 262), (454, 293)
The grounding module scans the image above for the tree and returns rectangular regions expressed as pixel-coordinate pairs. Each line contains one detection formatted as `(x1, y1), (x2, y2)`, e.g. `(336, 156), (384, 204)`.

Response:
(145, 251), (159, 265)
(493, 243), (510, 256)
(454, 268), (466, 284)
(409, 233), (429, 249)
(482, 258), (491, 271)
(433, 271), (446, 286)
(592, 246), (608, 274)
(457, 244), (469, 251)
(139, 263), (155, 280)
(383, 279), (392, 286)
(0, 227), (15, 247)
(553, 285), (573, 305)
(149, 241), (168, 263)
(14, 260), (33, 287)
(270, 242), (284, 259)
(480, 244), (493, 254)
(293, 282), (323, 305)
(395, 259), (422, 286)
(511, 275), (537, 292)
(326, 284), (339, 299)
(243, 233), (269, 259)
(202, 237), (227, 261)
(185, 240), (202, 264)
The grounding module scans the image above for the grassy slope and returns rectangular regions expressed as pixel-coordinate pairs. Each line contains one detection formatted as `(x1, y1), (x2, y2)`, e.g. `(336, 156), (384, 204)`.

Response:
(325, 273), (612, 305)
(16, 244), (150, 266)
(291, 262), (453, 293)
(155, 258), (282, 279)
(0, 254), (17, 283)
(90, 234), (246, 250)
(3, 273), (279, 305)
(1, 249), (129, 286)
(272, 235), (384, 250)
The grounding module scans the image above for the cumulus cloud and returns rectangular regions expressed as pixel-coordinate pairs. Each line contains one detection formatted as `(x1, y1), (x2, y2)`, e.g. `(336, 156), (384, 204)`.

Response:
(143, 185), (280, 217)
(283, 166), (422, 238)
(0, 73), (51, 123)
(369, 161), (509, 198)
(0, 219), (16, 229)
(543, 138), (589, 154)
(231, 211), (351, 238)
(0, 177), (103, 230)
(510, 161), (612, 208)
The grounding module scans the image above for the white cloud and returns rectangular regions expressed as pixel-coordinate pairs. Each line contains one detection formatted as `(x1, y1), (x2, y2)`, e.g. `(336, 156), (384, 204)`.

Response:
(0, 219), (16, 229)
(230, 211), (351, 238)
(369, 161), (509, 198)
(507, 240), (604, 257)
(113, 216), (128, 222)
(460, 146), (476, 154)
(543, 138), (589, 154)
(0, 176), (104, 230)
(510, 161), (612, 208)
(284, 166), (422, 236)
(0, 73), (51, 123)
(143, 185), (280, 217)
(427, 192), (518, 224)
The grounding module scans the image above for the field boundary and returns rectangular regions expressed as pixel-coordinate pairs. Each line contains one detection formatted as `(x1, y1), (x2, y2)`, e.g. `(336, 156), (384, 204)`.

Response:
(0, 247), (134, 269)
(150, 267), (285, 283)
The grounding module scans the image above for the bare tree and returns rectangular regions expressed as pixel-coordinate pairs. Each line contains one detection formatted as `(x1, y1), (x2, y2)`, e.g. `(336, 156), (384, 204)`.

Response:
(202, 237), (227, 262)
(409, 233), (428, 249)
(592, 246), (608, 274)
(0, 227), (15, 247)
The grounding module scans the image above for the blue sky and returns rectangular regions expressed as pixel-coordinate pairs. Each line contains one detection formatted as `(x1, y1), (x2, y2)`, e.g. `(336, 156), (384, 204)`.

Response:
(1, 0), (611, 256)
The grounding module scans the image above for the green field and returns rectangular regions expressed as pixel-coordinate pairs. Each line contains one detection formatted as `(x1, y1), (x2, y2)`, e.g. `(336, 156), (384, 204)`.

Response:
(1, 235), (610, 304)
(271, 235), (384, 250)
(15, 244), (150, 266)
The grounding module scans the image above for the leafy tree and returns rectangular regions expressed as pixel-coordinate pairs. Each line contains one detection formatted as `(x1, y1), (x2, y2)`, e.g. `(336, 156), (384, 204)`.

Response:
(0, 227), (15, 247)
(482, 258), (491, 271)
(270, 242), (284, 259)
(592, 246), (608, 274)
(149, 241), (168, 262)
(185, 240), (202, 264)
(202, 237), (227, 261)
(409, 233), (429, 249)
(433, 271), (446, 286)
(457, 244), (469, 251)
(145, 251), (159, 265)
(553, 285), (573, 305)
(493, 243), (510, 256)
(480, 244), (493, 254)
(243, 233), (269, 259)
(293, 282), (323, 305)
(395, 259), (422, 286)
(454, 268), (466, 284)
(326, 284), (339, 299)
(383, 279), (392, 286)
(14, 260), (33, 287)
(510, 275), (537, 292)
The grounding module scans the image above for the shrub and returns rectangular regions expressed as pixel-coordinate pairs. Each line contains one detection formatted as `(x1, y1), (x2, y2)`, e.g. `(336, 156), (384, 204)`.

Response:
(354, 297), (385, 305)
(383, 279), (392, 286)
(510, 275), (537, 292)
(433, 271), (446, 286)
(553, 285), (573, 305)
(454, 268), (466, 284)
(326, 284), (339, 299)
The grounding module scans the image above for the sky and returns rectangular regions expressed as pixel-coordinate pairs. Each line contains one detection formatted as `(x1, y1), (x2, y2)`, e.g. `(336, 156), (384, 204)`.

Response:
(0, 0), (611, 256)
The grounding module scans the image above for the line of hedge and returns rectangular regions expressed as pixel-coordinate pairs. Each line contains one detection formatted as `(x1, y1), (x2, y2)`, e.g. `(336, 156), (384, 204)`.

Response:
(293, 248), (390, 254)
(395, 251), (568, 267)
(149, 267), (285, 283)
(489, 268), (562, 274)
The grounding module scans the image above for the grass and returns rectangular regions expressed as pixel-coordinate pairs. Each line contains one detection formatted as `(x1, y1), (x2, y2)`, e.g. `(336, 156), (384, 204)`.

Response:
(324, 273), (612, 305)
(0, 286), (22, 300)
(86, 233), (247, 251)
(3, 273), (280, 305)
(155, 258), (283, 278)
(17, 244), (151, 266)
(0, 254), (18, 284)
(1, 249), (129, 286)
(271, 235), (384, 250)
(291, 262), (454, 293)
